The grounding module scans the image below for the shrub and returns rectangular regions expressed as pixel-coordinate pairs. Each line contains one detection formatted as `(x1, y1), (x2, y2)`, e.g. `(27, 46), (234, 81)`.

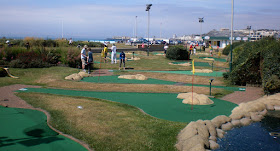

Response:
(166, 45), (189, 60)
(9, 51), (51, 68)
(66, 49), (81, 68)
(222, 41), (245, 55)
(225, 37), (280, 94)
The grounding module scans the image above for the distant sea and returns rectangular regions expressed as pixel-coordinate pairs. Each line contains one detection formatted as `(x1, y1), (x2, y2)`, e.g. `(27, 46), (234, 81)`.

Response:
(2, 36), (118, 43)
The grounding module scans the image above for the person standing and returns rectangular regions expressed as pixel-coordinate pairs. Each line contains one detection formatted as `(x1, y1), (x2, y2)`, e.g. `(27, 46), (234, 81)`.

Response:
(164, 43), (169, 54)
(111, 44), (117, 64)
(81, 45), (88, 72)
(119, 51), (126, 70)
(87, 48), (93, 74)
(101, 45), (108, 63)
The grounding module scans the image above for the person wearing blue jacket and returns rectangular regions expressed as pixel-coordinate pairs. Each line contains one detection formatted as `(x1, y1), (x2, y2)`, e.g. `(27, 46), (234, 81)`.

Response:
(119, 51), (125, 70)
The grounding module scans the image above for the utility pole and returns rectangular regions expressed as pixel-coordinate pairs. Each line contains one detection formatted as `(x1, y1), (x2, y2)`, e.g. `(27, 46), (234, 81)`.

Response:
(230, 0), (234, 72)
(135, 16), (138, 39)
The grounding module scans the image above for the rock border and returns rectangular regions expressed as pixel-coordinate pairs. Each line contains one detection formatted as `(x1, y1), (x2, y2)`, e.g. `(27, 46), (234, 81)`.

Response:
(176, 93), (280, 151)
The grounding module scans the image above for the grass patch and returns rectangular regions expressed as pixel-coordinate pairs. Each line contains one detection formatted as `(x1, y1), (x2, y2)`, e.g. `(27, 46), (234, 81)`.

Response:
(17, 92), (186, 151)
(213, 89), (235, 98)
(0, 66), (78, 87)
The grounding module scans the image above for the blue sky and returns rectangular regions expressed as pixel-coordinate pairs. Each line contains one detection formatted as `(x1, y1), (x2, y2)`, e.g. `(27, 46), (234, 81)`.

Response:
(0, 0), (279, 39)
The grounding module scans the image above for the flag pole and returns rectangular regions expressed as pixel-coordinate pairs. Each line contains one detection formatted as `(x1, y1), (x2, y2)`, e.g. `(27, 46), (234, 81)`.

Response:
(98, 50), (103, 82)
(191, 59), (195, 110)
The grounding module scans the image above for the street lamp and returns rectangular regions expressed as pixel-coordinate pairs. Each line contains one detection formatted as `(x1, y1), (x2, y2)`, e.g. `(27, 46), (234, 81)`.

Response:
(146, 4), (152, 56)
(199, 17), (204, 51)
(230, 0), (234, 72)
(247, 26), (251, 41)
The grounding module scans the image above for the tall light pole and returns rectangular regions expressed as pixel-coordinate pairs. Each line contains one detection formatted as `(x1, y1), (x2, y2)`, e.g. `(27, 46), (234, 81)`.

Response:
(135, 16), (138, 39)
(160, 22), (162, 39)
(199, 17), (204, 51)
(247, 25), (251, 41)
(62, 20), (64, 39)
(230, 0), (234, 72)
(146, 4), (152, 56)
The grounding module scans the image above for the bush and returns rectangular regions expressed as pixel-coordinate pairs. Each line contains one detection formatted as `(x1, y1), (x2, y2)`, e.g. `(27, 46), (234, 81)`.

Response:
(9, 51), (51, 68)
(66, 49), (81, 68)
(166, 45), (189, 60)
(222, 41), (245, 55)
(225, 37), (280, 94)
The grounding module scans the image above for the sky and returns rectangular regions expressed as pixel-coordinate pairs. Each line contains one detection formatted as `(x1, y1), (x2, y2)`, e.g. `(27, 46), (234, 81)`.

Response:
(0, 0), (279, 40)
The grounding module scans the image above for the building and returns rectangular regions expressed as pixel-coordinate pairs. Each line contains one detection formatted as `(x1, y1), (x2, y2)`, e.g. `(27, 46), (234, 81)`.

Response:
(203, 29), (249, 48)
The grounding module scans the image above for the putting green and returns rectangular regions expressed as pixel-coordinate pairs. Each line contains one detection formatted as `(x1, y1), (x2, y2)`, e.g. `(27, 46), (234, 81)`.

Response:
(0, 106), (86, 151)
(120, 70), (225, 77)
(17, 88), (237, 123)
(199, 57), (227, 62)
(171, 61), (211, 67)
(81, 75), (245, 91)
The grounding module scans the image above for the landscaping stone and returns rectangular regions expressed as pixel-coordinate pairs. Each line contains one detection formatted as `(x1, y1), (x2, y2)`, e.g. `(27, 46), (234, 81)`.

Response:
(221, 122), (234, 131)
(240, 117), (252, 126)
(177, 93), (214, 105)
(204, 120), (217, 137)
(266, 104), (275, 111)
(209, 136), (217, 142)
(216, 128), (225, 138)
(209, 140), (219, 150)
(189, 144), (206, 151)
(231, 120), (241, 127)
(211, 115), (231, 128)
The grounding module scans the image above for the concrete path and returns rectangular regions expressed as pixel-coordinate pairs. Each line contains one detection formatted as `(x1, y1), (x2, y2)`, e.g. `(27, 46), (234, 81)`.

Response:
(221, 87), (264, 104)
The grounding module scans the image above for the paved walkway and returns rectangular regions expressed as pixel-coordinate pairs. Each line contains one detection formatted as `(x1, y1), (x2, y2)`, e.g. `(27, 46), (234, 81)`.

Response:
(221, 87), (264, 104)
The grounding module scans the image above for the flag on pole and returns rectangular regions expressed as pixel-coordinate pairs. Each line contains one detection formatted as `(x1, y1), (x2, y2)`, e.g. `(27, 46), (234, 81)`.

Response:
(192, 59), (195, 74)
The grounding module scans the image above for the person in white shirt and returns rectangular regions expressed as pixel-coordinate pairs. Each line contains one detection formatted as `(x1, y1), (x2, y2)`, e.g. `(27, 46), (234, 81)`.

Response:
(81, 45), (88, 72)
(111, 44), (117, 64)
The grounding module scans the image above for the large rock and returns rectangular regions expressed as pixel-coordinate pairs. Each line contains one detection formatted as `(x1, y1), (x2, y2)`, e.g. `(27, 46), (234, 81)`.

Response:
(177, 135), (209, 151)
(259, 109), (267, 116)
(177, 93), (214, 105)
(221, 122), (234, 131)
(240, 117), (252, 126)
(204, 120), (217, 137)
(250, 112), (263, 122)
(216, 128), (225, 138)
(189, 144), (206, 151)
(118, 74), (148, 80)
(266, 104), (275, 111)
(177, 122), (198, 142)
(211, 115), (231, 128)
(209, 136), (217, 142)
(78, 71), (90, 78)
(196, 120), (210, 140)
(209, 140), (219, 150)
(231, 120), (241, 127)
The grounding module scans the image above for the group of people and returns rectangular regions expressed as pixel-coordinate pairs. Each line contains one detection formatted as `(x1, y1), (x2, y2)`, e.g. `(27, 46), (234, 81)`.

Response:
(80, 43), (126, 73)
(80, 45), (93, 74)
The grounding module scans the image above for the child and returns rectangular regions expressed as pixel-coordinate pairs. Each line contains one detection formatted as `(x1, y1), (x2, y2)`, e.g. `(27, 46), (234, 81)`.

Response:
(119, 51), (125, 70)
(87, 48), (93, 74)
(101, 45), (108, 63)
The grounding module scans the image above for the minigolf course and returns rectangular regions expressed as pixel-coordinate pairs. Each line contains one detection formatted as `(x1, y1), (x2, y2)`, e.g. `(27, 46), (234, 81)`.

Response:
(17, 88), (238, 122)
(0, 106), (86, 151)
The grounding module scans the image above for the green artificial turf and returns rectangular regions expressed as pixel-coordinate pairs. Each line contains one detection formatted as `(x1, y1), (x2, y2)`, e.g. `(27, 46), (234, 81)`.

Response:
(119, 70), (225, 77)
(171, 61), (211, 67)
(199, 57), (227, 62)
(17, 88), (238, 123)
(81, 75), (245, 91)
(0, 106), (86, 151)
